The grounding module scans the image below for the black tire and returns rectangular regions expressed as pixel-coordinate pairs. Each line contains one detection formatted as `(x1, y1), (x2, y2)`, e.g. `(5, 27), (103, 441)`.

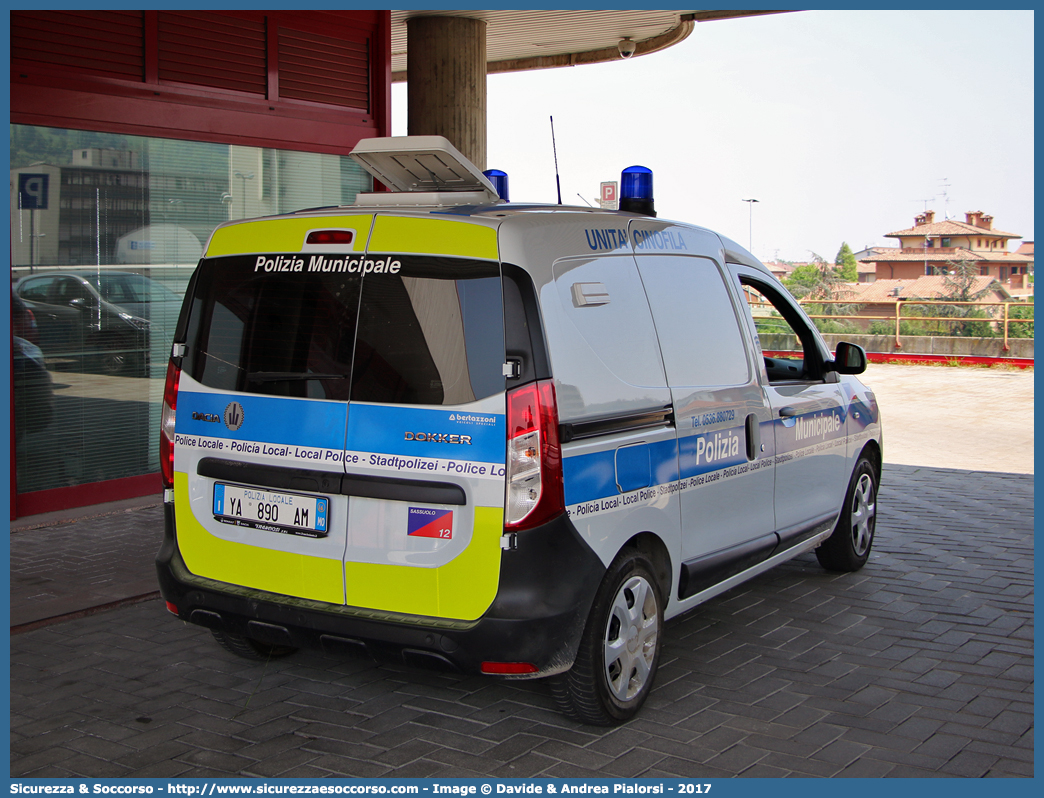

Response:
(816, 456), (878, 572)
(91, 333), (135, 376)
(211, 630), (297, 661)
(551, 550), (663, 725)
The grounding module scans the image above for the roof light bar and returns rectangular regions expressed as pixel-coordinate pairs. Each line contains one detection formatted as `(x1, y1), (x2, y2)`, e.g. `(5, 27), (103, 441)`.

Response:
(483, 169), (510, 202)
(620, 165), (656, 217)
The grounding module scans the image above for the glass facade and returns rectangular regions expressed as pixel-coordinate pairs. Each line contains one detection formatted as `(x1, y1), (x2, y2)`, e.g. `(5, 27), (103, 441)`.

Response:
(11, 125), (373, 497)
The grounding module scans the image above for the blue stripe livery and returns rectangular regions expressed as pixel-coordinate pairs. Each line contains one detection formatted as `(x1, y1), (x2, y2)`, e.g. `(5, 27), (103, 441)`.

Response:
(774, 406), (846, 455)
(178, 393), (507, 464)
(846, 394), (879, 433)
(679, 424), (748, 479)
(564, 440), (678, 507)
(615, 445), (652, 493)
(177, 392), (347, 449)
(346, 404), (506, 464)
(564, 406), (852, 507)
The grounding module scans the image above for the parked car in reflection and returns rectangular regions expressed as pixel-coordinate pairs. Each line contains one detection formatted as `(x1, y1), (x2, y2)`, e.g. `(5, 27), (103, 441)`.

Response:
(14, 271), (182, 376)
(12, 290), (54, 438)
(11, 286), (39, 345)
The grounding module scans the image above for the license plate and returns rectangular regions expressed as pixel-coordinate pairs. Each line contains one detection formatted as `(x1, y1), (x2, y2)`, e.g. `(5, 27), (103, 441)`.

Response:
(213, 483), (329, 538)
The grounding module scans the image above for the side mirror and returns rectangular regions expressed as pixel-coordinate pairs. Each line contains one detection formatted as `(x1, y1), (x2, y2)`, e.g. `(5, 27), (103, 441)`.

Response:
(68, 297), (89, 309)
(829, 342), (868, 375)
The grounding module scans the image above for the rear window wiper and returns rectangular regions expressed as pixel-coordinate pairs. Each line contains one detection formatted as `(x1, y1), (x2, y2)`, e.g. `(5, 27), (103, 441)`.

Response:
(247, 372), (347, 382)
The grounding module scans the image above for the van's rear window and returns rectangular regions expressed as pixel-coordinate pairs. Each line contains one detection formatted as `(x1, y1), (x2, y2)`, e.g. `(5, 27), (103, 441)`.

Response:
(182, 254), (505, 405)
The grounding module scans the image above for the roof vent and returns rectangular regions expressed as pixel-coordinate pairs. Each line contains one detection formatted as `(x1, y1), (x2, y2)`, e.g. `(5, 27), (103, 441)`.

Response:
(349, 136), (502, 206)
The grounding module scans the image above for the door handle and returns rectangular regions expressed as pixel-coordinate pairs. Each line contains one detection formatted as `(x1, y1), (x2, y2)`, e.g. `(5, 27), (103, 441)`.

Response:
(745, 413), (760, 460)
(778, 406), (798, 418)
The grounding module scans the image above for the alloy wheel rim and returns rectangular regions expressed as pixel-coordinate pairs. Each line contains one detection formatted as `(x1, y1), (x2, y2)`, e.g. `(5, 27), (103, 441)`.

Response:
(603, 574), (659, 701)
(104, 353), (127, 374)
(850, 473), (876, 557)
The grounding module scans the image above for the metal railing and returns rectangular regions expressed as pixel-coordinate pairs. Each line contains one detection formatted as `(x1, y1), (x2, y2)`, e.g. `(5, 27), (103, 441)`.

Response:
(754, 299), (1034, 352)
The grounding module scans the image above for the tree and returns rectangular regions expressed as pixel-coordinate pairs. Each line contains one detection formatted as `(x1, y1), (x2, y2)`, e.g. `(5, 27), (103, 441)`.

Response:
(941, 258), (990, 302)
(782, 253), (862, 333)
(908, 258), (997, 337)
(782, 263), (826, 299)
(10, 126), (135, 169)
(834, 242), (859, 282)
(783, 253), (854, 304)
(1007, 300), (1034, 339)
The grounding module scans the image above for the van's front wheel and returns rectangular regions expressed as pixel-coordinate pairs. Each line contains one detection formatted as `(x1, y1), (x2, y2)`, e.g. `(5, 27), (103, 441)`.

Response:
(551, 550), (662, 725)
(816, 456), (878, 572)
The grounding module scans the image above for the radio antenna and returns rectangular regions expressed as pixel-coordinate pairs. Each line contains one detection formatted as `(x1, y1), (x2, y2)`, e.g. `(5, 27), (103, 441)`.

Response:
(550, 116), (563, 205)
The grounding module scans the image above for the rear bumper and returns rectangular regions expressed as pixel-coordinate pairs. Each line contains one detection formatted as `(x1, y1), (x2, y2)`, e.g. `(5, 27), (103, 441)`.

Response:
(156, 504), (605, 676)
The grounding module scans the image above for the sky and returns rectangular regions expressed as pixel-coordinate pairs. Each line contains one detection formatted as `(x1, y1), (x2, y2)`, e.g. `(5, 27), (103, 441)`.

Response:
(391, 9), (1034, 264)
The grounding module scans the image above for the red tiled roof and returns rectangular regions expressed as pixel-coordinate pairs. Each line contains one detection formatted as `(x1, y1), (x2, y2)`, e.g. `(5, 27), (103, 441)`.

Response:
(886, 219), (1021, 239)
(842, 276), (1011, 303)
(763, 260), (796, 275)
(857, 247), (1032, 263)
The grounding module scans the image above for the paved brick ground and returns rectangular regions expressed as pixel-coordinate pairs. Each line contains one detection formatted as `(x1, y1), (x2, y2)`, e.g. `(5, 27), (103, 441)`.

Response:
(10, 503), (164, 628)
(10, 464), (1034, 778)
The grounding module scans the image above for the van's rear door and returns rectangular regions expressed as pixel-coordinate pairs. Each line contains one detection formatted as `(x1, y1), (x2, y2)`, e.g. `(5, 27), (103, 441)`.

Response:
(173, 215), (374, 606)
(338, 215), (508, 621)
(174, 214), (509, 620)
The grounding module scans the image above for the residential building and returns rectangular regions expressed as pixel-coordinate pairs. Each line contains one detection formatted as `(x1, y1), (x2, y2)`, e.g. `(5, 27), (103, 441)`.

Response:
(851, 246), (899, 282)
(826, 275), (1013, 331)
(856, 261), (878, 283)
(852, 245), (899, 261)
(1010, 241), (1035, 298)
(859, 211), (1032, 288)
(763, 260), (797, 281)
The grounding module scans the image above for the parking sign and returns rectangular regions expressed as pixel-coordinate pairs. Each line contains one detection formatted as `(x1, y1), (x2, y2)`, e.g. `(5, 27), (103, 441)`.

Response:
(18, 173), (49, 210)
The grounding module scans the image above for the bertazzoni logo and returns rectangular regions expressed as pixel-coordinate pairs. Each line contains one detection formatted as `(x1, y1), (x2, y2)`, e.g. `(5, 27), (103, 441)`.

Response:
(224, 401), (245, 431)
(447, 412), (496, 426)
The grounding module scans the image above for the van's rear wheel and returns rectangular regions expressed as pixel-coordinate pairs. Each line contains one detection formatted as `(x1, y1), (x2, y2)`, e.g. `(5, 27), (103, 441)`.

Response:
(816, 456), (878, 572)
(211, 630), (297, 661)
(551, 550), (662, 725)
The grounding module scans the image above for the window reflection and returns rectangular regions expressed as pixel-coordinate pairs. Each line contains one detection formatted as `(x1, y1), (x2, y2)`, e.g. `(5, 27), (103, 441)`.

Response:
(10, 125), (372, 495)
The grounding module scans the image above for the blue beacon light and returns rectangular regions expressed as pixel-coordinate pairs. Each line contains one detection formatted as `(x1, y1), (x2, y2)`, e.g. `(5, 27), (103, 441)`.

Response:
(482, 169), (509, 202)
(619, 165), (656, 217)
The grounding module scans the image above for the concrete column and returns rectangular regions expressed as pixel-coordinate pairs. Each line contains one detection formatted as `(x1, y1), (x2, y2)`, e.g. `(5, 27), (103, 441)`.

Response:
(406, 16), (487, 170)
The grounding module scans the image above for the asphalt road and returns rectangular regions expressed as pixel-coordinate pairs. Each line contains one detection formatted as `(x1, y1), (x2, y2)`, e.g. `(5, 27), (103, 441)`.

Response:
(862, 362), (1033, 474)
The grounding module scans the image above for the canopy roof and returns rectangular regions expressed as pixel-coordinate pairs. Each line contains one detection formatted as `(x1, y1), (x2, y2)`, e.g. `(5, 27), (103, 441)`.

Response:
(390, 10), (786, 81)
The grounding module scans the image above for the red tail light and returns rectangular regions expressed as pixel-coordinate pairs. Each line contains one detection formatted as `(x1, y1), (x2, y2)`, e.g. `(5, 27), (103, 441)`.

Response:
(14, 306), (39, 345)
(504, 379), (564, 530)
(160, 359), (181, 489)
(481, 661), (538, 675)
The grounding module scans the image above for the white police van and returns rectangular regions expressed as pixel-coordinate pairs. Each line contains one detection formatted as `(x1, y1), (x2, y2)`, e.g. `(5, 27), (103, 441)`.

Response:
(157, 136), (882, 725)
